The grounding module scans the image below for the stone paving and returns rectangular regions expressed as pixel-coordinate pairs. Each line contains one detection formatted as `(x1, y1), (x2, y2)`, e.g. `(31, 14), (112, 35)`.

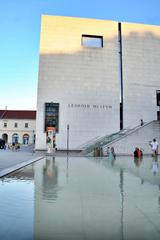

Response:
(0, 145), (45, 177)
(0, 145), (84, 177)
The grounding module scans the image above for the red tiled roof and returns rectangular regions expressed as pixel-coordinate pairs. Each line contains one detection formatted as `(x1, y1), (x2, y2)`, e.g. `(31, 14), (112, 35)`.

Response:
(0, 110), (36, 119)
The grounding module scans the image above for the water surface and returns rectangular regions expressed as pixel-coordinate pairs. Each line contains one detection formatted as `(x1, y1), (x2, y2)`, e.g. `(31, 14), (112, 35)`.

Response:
(0, 155), (160, 240)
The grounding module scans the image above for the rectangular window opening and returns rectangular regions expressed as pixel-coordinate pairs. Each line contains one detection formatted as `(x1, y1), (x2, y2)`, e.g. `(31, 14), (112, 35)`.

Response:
(156, 90), (160, 106)
(82, 34), (103, 48)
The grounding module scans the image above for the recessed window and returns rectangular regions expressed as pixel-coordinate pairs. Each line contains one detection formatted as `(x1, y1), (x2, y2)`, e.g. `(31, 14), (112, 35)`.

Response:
(4, 122), (7, 128)
(25, 123), (28, 128)
(156, 90), (160, 106)
(82, 35), (103, 48)
(14, 122), (18, 128)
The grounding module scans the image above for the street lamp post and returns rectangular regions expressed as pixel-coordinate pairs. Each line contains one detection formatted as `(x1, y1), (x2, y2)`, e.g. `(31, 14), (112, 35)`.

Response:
(67, 124), (69, 155)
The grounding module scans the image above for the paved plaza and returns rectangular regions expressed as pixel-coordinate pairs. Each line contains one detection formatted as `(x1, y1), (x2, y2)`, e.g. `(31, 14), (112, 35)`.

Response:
(0, 146), (84, 177)
(0, 146), (44, 177)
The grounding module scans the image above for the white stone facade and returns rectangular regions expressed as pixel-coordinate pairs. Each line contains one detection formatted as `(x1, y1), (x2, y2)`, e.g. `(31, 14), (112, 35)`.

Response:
(36, 15), (160, 150)
(36, 15), (120, 150)
(122, 23), (160, 128)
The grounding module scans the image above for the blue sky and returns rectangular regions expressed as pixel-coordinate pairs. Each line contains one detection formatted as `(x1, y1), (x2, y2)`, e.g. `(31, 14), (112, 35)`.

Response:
(1, 0), (160, 110)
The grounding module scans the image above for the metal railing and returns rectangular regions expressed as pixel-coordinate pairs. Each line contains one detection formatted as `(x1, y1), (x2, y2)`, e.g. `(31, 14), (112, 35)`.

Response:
(82, 122), (150, 156)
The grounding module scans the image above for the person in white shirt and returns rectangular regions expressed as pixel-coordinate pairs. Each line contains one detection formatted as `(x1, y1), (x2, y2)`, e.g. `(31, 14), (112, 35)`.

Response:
(149, 138), (158, 156)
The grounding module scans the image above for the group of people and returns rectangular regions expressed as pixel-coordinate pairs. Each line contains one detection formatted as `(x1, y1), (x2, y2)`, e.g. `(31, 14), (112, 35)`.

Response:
(93, 147), (104, 157)
(106, 146), (116, 160)
(96, 138), (158, 159)
(134, 138), (158, 158)
(4, 142), (21, 151)
(93, 146), (116, 159)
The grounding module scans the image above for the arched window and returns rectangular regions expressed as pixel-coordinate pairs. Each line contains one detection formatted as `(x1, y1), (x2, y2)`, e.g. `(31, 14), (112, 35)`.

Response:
(12, 133), (19, 144)
(2, 133), (8, 143)
(23, 134), (29, 145)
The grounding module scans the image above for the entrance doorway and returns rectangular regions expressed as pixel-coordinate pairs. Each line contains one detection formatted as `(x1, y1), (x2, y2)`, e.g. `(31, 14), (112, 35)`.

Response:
(23, 134), (29, 145)
(156, 90), (160, 120)
(2, 133), (8, 143)
(12, 133), (19, 144)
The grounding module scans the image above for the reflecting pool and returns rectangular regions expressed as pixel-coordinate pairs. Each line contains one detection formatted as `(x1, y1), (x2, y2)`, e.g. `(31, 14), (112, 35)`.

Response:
(0, 155), (160, 240)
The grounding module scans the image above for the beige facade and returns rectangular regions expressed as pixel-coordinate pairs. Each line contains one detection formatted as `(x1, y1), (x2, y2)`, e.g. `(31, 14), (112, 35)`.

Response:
(0, 112), (36, 145)
(36, 15), (120, 150)
(36, 15), (160, 150)
(122, 22), (160, 128)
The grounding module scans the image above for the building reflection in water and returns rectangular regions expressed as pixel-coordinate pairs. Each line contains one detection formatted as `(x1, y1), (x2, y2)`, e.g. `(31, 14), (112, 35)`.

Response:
(119, 169), (124, 240)
(42, 156), (58, 200)
(66, 156), (69, 184)
(1, 155), (160, 239)
(34, 156), (61, 240)
(158, 185), (160, 212)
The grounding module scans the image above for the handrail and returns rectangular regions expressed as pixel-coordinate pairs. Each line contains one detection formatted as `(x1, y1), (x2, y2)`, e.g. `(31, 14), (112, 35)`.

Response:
(82, 131), (126, 155)
(77, 135), (101, 149)
(82, 121), (154, 155)
(81, 129), (128, 151)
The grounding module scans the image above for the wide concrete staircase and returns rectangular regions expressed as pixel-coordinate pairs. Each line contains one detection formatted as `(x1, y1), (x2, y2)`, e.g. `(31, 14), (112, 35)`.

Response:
(82, 120), (160, 156)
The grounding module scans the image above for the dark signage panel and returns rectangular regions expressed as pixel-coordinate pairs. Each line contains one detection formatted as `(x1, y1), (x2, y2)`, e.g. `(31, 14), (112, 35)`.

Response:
(45, 103), (59, 132)
(157, 90), (160, 106)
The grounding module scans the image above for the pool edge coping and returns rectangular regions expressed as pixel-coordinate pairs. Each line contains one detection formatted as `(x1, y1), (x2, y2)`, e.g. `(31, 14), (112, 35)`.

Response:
(0, 156), (45, 178)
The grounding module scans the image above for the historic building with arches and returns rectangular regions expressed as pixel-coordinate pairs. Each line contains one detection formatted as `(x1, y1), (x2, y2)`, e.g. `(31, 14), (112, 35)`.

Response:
(0, 110), (36, 145)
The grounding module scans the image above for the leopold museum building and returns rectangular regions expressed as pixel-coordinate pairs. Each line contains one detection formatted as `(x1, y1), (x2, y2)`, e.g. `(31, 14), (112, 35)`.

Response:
(36, 15), (160, 150)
